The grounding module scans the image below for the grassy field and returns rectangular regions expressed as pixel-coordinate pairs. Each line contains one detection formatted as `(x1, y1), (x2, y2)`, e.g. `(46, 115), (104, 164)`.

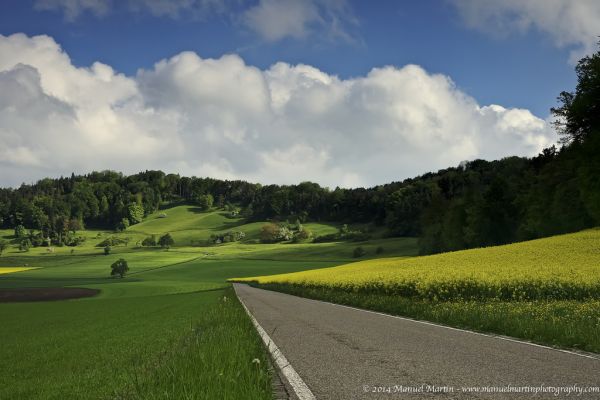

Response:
(0, 205), (418, 399)
(234, 229), (600, 353)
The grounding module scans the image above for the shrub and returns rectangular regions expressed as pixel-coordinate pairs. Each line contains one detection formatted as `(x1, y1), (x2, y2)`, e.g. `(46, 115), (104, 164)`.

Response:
(116, 218), (130, 232)
(293, 228), (312, 243)
(142, 235), (158, 247)
(376, 246), (385, 254)
(104, 245), (111, 255)
(19, 239), (31, 252)
(260, 223), (280, 243)
(96, 236), (128, 247)
(313, 233), (340, 243)
(210, 231), (246, 244)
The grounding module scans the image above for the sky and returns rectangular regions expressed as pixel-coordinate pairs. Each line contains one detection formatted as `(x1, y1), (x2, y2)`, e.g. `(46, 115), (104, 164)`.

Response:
(0, 0), (599, 188)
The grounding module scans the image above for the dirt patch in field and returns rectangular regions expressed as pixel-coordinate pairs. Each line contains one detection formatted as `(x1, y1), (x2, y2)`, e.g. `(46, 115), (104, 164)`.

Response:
(0, 287), (100, 302)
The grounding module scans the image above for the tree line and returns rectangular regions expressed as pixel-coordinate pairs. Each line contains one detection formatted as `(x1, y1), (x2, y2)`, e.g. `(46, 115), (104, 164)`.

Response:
(0, 46), (598, 254)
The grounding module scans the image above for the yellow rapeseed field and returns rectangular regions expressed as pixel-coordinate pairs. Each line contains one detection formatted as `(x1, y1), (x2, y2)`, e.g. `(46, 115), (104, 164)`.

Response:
(0, 267), (38, 275)
(234, 229), (600, 301)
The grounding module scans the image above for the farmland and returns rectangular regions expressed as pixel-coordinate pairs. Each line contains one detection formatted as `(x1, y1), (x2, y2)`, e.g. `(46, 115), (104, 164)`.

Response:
(0, 205), (417, 399)
(234, 229), (600, 353)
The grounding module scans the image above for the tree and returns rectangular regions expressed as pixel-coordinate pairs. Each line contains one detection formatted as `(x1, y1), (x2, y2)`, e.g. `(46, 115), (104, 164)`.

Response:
(142, 235), (157, 247)
(110, 258), (129, 278)
(158, 233), (174, 249)
(196, 194), (214, 211)
(127, 203), (144, 225)
(117, 218), (130, 232)
(14, 224), (26, 238)
(68, 218), (83, 233)
(0, 240), (8, 256)
(353, 246), (366, 258)
(551, 44), (600, 144)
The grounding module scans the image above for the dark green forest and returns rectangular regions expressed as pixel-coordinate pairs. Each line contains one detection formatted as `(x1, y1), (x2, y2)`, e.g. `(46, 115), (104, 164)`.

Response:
(1, 47), (599, 255)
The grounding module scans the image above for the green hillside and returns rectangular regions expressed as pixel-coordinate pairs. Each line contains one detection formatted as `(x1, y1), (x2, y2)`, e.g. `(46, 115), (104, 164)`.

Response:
(0, 205), (419, 399)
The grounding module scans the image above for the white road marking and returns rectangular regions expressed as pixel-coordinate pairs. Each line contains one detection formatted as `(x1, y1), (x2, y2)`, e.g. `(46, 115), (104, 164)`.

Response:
(235, 286), (316, 400)
(303, 295), (600, 361)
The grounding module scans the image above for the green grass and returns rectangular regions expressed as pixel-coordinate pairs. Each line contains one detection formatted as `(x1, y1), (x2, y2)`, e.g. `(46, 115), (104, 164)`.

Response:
(235, 229), (600, 353)
(124, 287), (272, 400)
(0, 205), (420, 398)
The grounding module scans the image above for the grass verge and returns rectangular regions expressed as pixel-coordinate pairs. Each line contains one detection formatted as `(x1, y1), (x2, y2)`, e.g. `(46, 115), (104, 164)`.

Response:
(123, 286), (273, 400)
(253, 283), (600, 354)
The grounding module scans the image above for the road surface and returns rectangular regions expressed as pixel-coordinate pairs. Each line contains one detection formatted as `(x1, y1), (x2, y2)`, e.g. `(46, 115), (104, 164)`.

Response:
(234, 283), (600, 399)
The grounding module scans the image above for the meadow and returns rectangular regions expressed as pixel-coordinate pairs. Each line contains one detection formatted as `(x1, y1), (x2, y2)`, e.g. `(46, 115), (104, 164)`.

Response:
(234, 229), (600, 353)
(0, 205), (417, 399)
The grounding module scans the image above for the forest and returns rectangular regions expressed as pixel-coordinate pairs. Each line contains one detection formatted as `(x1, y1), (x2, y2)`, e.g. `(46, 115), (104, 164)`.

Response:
(0, 47), (598, 255)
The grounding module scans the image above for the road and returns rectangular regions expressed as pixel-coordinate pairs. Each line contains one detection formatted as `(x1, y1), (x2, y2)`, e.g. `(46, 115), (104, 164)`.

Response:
(234, 283), (600, 400)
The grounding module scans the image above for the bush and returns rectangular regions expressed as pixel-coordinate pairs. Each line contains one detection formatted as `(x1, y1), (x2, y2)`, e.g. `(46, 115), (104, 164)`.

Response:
(292, 228), (312, 243)
(19, 239), (31, 252)
(209, 231), (245, 244)
(104, 245), (111, 255)
(260, 223), (280, 243)
(376, 246), (384, 254)
(313, 233), (340, 243)
(96, 236), (128, 247)
(63, 232), (86, 247)
(116, 218), (130, 232)
(353, 246), (366, 258)
(142, 235), (158, 247)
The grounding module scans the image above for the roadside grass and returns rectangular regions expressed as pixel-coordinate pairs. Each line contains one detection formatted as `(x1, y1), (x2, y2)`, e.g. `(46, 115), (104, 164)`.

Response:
(124, 287), (273, 400)
(0, 289), (223, 399)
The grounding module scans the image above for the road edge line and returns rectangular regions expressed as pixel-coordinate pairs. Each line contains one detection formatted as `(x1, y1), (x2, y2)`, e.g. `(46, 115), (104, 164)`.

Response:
(244, 284), (600, 362)
(234, 284), (316, 400)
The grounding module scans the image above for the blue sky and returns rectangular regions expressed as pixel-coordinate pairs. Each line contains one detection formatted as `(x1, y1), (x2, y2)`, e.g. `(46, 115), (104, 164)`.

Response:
(0, 0), (598, 187)
(0, 0), (578, 116)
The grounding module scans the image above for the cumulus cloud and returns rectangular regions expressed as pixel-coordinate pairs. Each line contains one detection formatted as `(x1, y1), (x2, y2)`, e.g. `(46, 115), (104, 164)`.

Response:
(451, 0), (600, 62)
(0, 33), (556, 188)
(242, 0), (358, 42)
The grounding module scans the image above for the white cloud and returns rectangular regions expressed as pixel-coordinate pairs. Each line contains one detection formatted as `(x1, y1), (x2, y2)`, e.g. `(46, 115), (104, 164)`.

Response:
(451, 0), (600, 62)
(34, 0), (111, 20)
(242, 0), (359, 42)
(34, 0), (228, 20)
(0, 33), (556, 188)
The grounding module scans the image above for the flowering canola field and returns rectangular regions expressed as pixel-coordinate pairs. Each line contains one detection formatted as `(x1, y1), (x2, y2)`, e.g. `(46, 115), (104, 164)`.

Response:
(234, 229), (600, 301)
(0, 267), (38, 275)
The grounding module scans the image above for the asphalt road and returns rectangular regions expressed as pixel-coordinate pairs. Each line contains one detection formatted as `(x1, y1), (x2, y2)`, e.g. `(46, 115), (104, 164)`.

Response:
(234, 283), (600, 400)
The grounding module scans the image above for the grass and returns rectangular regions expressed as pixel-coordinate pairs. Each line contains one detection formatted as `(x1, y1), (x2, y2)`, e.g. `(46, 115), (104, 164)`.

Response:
(124, 287), (272, 400)
(233, 229), (600, 353)
(0, 205), (420, 398)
